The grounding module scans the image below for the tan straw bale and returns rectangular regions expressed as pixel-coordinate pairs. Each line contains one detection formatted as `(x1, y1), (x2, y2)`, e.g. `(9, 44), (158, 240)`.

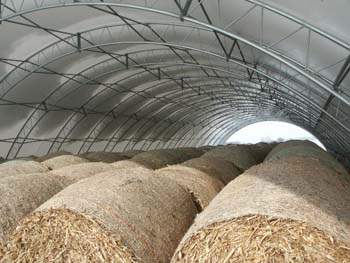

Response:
(172, 157), (350, 262)
(156, 165), (224, 211)
(182, 157), (241, 184)
(81, 151), (128, 163)
(132, 149), (191, 169)
(41, 155), (89, 170)
(203, 145), (258, 170)
(111, 159), (152, 169)
(244, 142), (278, 163)
(0, 160), (49, 178)
(1, 168), (197, 263)
(172, 147), (205, 159)
(265, 139), (320, 161)
(266, 141), (348, 177)
(0, 173), (65, 246)
(49, 162), (114, 185)
(120, 150), (145, 158)
(36, 150), (72, 162)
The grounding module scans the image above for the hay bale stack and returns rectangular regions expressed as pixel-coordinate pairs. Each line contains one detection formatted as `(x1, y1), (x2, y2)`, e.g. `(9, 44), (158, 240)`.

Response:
(266, 141), (348, 177)
(203, 145), (257, 171)
(132, 149), (191, 170)
(0, 173), (65, 246)
(1, 168), (197, 263)
(0, 160), (49, 178)
(111, 160), (152, 170)
(172, 157), (350, 262)
(156, 165), (224, 211)
(36, 150), (72, 162)
(49, 162), (114, 185)
(120, 150), (145, 158)
(182, 157), (241, 185)
(81, 151), (128, 163)
(41, 155), (89, 170)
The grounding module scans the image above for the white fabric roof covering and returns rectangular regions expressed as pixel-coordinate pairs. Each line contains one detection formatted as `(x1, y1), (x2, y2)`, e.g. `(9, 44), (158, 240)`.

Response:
(0, 0), (349, 166)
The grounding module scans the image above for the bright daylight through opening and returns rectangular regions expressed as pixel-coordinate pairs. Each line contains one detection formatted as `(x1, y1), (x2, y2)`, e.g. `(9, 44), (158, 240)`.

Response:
(226, 121), (325, 150)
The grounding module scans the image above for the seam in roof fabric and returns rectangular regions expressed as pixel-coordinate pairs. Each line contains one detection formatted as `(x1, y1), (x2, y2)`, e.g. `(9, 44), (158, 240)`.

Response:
(0, 0), (349, 166)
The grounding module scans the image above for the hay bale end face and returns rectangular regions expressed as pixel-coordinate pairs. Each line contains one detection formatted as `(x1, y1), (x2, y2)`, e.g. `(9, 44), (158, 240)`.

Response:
(203, 145), (257, 171)
(156, 165), (224, 211)
(0, 173), (65, 245)
(81, 151), (128, 163)
(41, 155), (89, 170)
(172, 147), (205, 159)
(171, 157), (350, 262)
(48, 162), (114, 186)
(182, 157), (241, 185)
(2, 168), (197, 263)
(0, 160), (49, 178)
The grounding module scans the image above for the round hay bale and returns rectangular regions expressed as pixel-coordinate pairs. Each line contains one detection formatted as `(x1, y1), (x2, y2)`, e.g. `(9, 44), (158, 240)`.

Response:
(120, 150), (145, 158)
(0, 173), (65, 246)
(41, 155), (89, 170)
(0, 160), (49, 178)
(182, 157), (241, 184)
(36, 150), (72, 162)
(265, 140), (320, 161)
(132, 149), (190, 170)
(198, 146), (213, 152)
(203, 145), (257, 171)
(266, 142), (348, 177)
(2, 168), (197, 263)
(172, 157), (350, 262)
(111, 160), (152, 170)
(156, 165), (224, 211)
(49, 162), (114, 185)
(81, 151), (128, 163)
(172, 147), (205, 159)
(244, 142), (278, 163)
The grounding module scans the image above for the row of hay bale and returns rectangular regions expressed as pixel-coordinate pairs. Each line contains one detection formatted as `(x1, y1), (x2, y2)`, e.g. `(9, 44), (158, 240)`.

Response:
(172, 140), (350, 262)
(0, 142), (268, 262)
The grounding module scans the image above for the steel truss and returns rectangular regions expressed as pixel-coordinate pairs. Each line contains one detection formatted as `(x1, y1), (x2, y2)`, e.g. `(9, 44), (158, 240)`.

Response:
(0, 0), (349, 166)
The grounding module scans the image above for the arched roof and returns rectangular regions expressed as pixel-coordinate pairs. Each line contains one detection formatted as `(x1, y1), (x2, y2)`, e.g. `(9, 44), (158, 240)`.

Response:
(0, 0), (349, 166)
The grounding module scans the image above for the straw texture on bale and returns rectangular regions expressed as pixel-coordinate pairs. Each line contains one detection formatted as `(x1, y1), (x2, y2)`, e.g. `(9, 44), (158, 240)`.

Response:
(132, 149), (191, 169)
(203, 145), (257, 171)
(41, 155), (89, 170)
(172, 147), (205, 159)
(49, 162), (114, 185)
(156, 165), (224, 211)
(266, 144), (348, 177)
(111, 160), (152, 170)
(36, 150), (72, 162)
(0, 173), (65, 245)
(198, 146), (213, 152)
(1, 168), (197, 263)
(265, 140), (320, 161)
(0, 160), (49, 178)
(182, 157), (241, 185)
(81, 151), (128, 163)
(172, 157), (350, 262)
(244, 142), (278, 162)
(120, 150), (144, 158)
